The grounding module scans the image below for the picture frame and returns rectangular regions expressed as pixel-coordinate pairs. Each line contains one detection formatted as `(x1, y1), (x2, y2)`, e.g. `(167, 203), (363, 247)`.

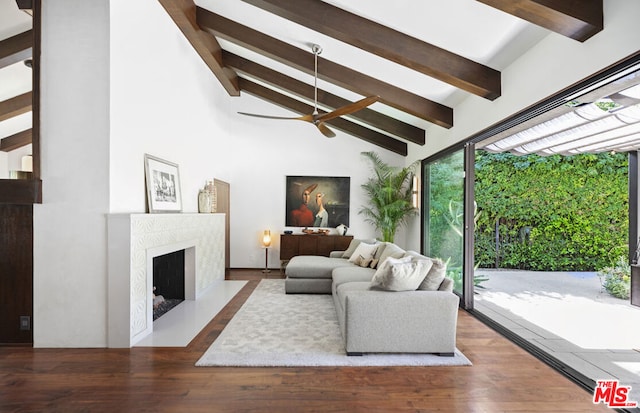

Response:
(285, 175), (350, 228)
(144, 154), (182, 213)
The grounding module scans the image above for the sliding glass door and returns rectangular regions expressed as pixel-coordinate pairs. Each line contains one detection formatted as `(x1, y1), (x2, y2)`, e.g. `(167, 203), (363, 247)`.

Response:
(422, 144), (474, 308)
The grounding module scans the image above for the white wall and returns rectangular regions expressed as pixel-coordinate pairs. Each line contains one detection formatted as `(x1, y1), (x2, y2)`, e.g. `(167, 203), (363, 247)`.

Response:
(32, 0), (640, 347)
(108, 0), (404, 269)
(404, 0), (640, 252)
(34, 0), (110, 347)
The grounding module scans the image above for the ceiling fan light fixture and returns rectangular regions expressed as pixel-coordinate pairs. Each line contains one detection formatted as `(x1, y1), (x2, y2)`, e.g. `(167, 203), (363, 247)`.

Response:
(237, 43), (378, 138)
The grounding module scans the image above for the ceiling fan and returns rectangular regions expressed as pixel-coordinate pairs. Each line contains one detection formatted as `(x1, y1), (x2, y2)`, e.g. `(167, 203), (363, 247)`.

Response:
(238, 44), (379, 138)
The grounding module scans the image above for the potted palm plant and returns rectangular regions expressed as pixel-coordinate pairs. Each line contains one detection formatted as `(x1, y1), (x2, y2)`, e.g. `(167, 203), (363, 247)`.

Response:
(359, 151), (419, 243)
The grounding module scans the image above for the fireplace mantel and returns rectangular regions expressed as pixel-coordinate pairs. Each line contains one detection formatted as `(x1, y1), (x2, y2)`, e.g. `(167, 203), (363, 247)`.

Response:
(107, 213), (225, 347)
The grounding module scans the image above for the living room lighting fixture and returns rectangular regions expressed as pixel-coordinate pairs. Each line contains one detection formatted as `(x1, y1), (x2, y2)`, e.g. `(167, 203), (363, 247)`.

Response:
(237, 44), (379, 138)
(412, 175), (419, 209)
(262, 230), (272, 247)
(261, 230), (271, 273)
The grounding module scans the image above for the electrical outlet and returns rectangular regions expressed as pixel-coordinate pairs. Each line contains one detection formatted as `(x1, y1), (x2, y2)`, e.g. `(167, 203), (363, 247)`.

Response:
(19, 316), (30, 331)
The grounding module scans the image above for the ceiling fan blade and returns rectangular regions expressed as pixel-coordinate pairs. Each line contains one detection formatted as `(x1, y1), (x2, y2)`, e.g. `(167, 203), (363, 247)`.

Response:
(316, 122), (336, 138)
(238, 112), (314, 122)
(315, 96), (380, 122)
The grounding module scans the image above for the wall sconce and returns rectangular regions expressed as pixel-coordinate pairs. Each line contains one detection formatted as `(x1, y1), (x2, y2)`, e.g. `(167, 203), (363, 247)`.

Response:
(412, 175), (419, 209)
(261, 230), (271, 273)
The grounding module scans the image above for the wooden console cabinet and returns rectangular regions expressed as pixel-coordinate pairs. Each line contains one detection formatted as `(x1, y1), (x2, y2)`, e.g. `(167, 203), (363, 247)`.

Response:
(280, 234), (354, 260)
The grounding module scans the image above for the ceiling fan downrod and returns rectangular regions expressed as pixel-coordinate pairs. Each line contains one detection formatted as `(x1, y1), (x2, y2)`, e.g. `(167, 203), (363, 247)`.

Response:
(312, 44), (322, 116)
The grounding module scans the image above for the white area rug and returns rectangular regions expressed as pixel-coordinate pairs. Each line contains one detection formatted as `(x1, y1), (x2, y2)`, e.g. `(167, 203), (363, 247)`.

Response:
(196, 279), (471, 367)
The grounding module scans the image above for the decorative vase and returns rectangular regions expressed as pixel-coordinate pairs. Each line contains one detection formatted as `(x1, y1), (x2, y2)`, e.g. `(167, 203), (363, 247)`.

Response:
(205, 180), (217, 213)
(198, 180), (217, 213)
(336, 224), (348, 236)
(198, 190), (212, 213)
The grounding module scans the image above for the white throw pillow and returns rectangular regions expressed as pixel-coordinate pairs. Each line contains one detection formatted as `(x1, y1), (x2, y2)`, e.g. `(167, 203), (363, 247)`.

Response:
(370, 258), (432, 291)
(341, 238), (376, 258)
(348, 242), (378, 263)
(370, 256), (410, 289)
(372, 256), (410, 277)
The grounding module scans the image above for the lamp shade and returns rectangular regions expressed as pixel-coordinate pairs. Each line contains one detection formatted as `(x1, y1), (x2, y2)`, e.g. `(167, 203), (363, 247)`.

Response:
(262, 230), (272, 247)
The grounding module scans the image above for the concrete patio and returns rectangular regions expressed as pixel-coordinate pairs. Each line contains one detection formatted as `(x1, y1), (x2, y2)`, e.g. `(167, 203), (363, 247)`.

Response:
(474, 269), (640, 405)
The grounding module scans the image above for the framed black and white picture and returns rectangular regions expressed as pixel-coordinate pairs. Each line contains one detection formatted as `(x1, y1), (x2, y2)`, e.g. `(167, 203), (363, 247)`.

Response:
(144, 154), (182, 213)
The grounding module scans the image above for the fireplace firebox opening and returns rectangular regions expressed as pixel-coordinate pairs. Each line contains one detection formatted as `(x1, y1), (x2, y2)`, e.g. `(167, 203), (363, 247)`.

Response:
(152, 249), (185, 320)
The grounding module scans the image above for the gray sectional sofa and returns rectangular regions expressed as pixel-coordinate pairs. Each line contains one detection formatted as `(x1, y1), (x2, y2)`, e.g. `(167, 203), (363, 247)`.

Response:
(285, 239), (460, 356)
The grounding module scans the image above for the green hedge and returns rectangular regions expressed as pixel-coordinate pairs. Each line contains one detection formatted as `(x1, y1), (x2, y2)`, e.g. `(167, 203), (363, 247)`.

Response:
(474, 151), (629, 271)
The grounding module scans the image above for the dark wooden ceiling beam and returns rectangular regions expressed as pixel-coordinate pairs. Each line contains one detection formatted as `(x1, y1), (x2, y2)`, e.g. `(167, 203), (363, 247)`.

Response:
(157, 0), (240, 96)
(224, 52), (425, 145)
(477, 0), (603, 42)
(238, 79), (407, 156)
(197, 8), (453, 129)
(0, 129), (32, 152)
(0, 30), (32, 69)
(15, 0), (33, 8)
(240, 0), (501, 100)
(0, 92), (32, 122)
(15, 0), (33, 15)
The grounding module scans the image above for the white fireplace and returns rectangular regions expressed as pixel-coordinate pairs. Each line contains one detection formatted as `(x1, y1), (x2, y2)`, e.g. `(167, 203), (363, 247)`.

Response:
(147, 241), (195, 322)
(107, 213), (225, 347)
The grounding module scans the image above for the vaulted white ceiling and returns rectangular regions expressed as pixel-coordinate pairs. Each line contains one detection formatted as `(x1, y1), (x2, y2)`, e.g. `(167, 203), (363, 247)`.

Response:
(1, 0), (612, 157)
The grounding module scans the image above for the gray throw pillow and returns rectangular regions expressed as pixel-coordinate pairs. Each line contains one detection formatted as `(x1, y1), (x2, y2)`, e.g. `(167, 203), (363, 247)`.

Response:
(341, 239), (362, 258)
(417, 258), (446, 291)
(377, 243), (406, 264)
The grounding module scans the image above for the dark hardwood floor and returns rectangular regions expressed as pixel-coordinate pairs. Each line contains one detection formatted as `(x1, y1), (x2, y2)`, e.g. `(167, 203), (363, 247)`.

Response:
(0, 270), (609, 412)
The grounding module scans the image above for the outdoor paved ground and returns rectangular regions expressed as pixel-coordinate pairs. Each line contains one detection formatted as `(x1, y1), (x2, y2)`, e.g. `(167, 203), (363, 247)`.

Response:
(474, 269), (640, 406)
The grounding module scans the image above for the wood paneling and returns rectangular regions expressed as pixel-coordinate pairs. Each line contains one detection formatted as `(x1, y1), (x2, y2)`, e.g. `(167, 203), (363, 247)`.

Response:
(214, 179), (230, 270)
(0, 271), (609, 411)
(31, 0), (40, 179)
(0, 204), (33, 345)
(241, 0), (501, 100)
(0, 179), (41, 204)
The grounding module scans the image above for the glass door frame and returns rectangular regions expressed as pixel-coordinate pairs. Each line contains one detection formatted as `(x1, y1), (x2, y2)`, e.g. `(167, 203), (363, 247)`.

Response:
(421, 142), (475, 310)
